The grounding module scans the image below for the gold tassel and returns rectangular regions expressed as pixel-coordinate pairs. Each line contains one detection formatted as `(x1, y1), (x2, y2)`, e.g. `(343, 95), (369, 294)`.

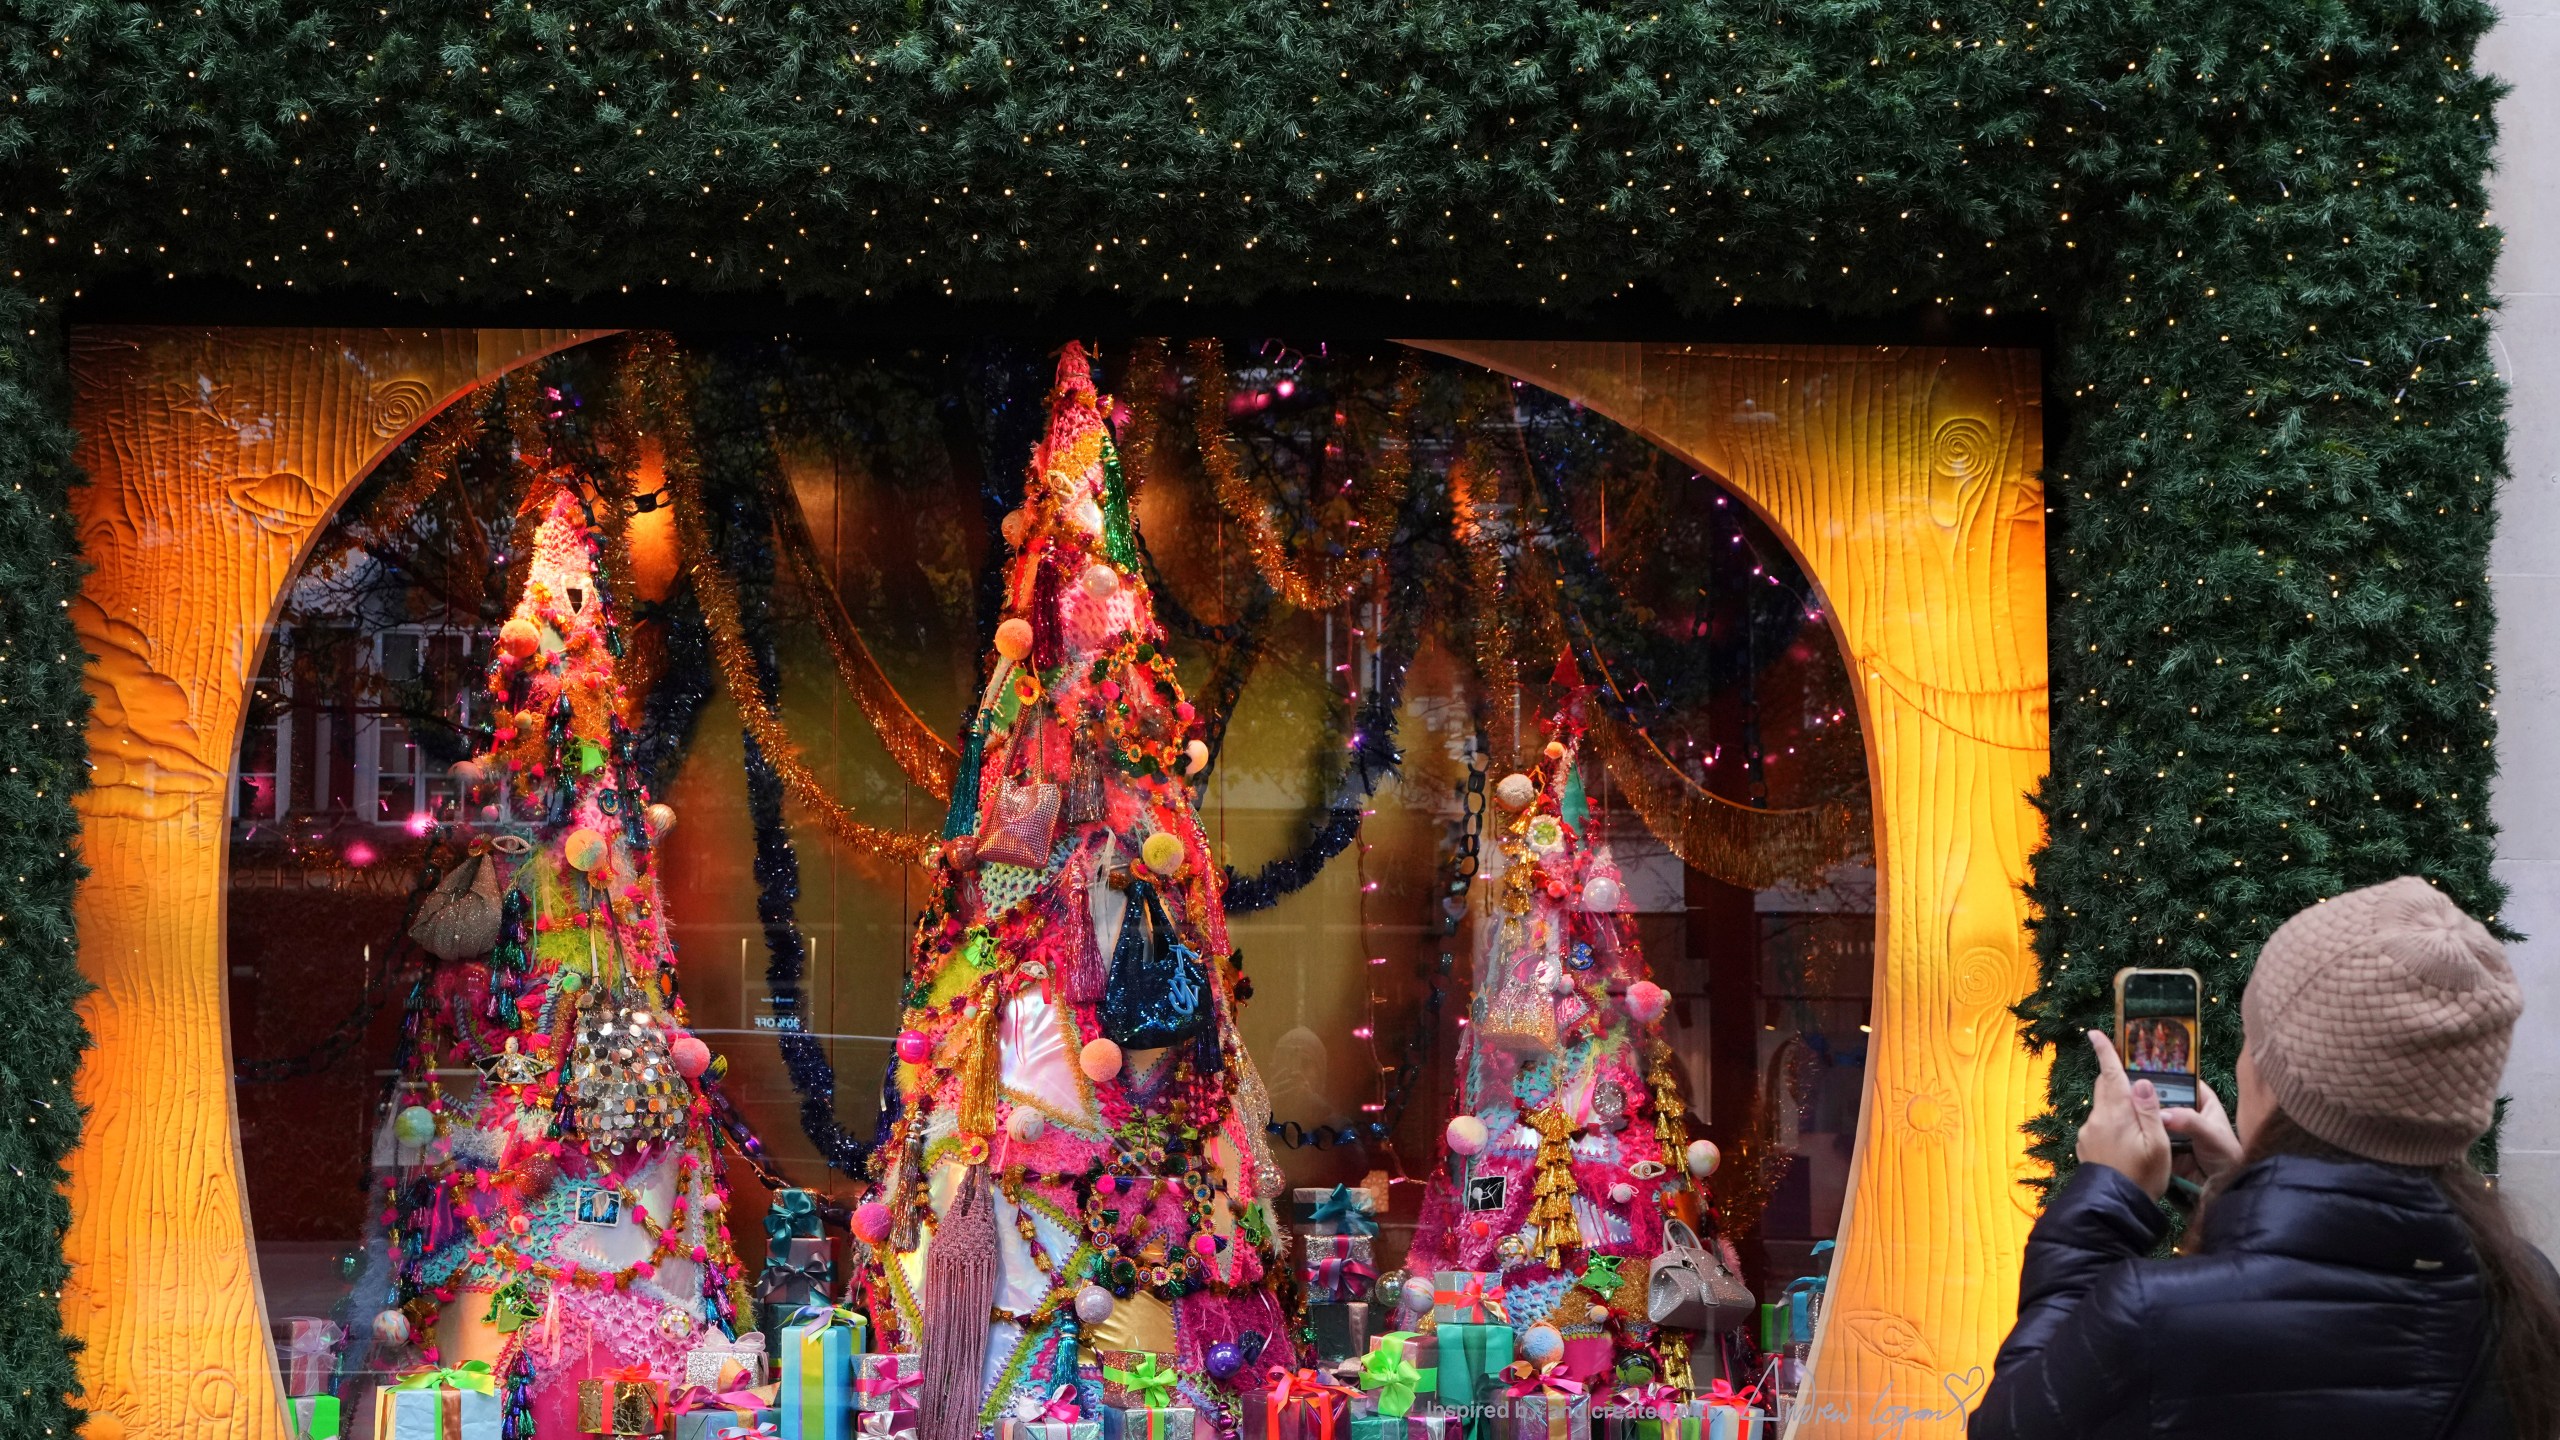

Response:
(1525, 1102), (1582, 1268)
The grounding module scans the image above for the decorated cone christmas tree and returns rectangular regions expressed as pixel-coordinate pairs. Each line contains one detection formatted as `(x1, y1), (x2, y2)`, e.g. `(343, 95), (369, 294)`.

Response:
(1407, 658), (1715, 1386)
(868, 344), (1290, 1440)
(376, 483), (741, 1438)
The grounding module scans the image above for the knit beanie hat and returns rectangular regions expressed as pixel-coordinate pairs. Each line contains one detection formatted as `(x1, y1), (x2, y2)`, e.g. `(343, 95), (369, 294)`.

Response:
(2243, 876), (2522, 1167)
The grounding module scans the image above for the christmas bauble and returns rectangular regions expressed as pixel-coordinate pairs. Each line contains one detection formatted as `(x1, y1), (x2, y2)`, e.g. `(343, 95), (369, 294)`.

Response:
(1080, 1038), (1124, 1083)
(1001, 509), (1031, 548)
(1075, 1285), (1116, 1325)
(896, 1030), (932, 1064)
(449, 760), (486, 787)
(498, 617), (541, 658)
(1006, 1107), (1047, 1144)
(1624, 980), (1669, 1024)
(1082, 563), (1122, 599)
(1609, 1182), (1636, 1205)
(1185, 739), (1211, 776)
(1446, 1114), (1490, 1156)
(1141, 831), (1187, 877)
(1494, 773), (1538, 811)
(1206, 1343), (1244, 1381)
(373, 1308), (412, 1347)
(1543, 740), (1568, 761)
(1400, 1275), (1438, 1313)
(393, 1105), (437, 1146)
(1583, 875), (1624, 912)
(1068, 498), (1105, 535)
(1686, 1139), (1722, 1177)
(1522, 1324), (1564, 1362)
(644, 802), (678, 837)
(995, 618), (1036, 661)
(668, 1035), (712, 1079)
(852, 1202), (893, 1245)
(563, 827), (608, 872)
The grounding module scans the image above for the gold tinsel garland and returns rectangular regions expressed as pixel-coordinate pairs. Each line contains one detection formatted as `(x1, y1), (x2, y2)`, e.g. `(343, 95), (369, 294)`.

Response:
(768, 468), (962, 800)
(1187, 337), (1418, 610)
(342, 387), (492, 554)
(634, 342), (937, 866)
(1524, 1101), (1583, 1268)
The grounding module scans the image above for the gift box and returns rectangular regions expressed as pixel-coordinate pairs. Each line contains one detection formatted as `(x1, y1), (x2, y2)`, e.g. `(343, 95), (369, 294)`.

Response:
(288, 1395), (341, 1440)
(667, 1382), (782, 1440)
(1355, 1333), (1439, 1419)
(1432, 1324), (1513, 1410)
(1097, 1351), (1182, 1410)
(1302, 1245), (1379, 1305)
(757, 1236), (838, 1307)
(999, 1423), (1103, 1440)
(373, 1363), (502, 1440)
(1309, 1302), (1376, 1365)
(1500, 1371), (1591, 1440)
(779, 1307), (863, 1440)
(857, 1409), (918, 1440)
(1349, 1417), (1404, 1440)
(1102, 1406), (1197, 1440)
(1429, 1273), (1508, 1326)
(1241, 1371), (1363, 1440)
(687, 1333), (773, 1392)
(1297, 1233), (1377, 1270)
(279, 1315), (342, 1397)
(1295, 1185), (1381, 1237)
(580, 1368), (668, 1436)
(1698, 1382), (1761, 1440)
(1402, 1415), (1465, 1440)
(767, 1187), (827, 1241)
(852, 1353), (923, 1414)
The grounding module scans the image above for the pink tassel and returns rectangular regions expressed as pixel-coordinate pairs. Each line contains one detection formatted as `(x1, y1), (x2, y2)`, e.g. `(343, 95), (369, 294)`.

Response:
(920, 1164), (999, 1440)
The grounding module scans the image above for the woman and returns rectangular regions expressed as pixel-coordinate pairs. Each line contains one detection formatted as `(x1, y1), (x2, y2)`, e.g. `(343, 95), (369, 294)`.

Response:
(1970, 877), (2560, 1438)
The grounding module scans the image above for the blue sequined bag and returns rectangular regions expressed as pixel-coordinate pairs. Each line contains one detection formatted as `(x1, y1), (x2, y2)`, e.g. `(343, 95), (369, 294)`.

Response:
(1098, 877), (1209, 1049)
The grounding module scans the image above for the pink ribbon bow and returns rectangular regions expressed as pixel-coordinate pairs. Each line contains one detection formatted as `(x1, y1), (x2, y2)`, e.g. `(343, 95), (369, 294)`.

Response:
(1505, 1364), (1586, 1403)
(1617, 1382), (1680, 1421)
(718, 1425), (780, 1440)
(1041, 1384), (1083, 1425)
(860, 1357), (923, 1403)
(670, 1385), (774, 1416)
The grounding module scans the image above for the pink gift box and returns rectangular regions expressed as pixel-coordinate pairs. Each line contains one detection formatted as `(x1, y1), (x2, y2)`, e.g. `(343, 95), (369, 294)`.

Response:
(1555, 1338), (1614, 1384)
(278, 1316), (341, 1397)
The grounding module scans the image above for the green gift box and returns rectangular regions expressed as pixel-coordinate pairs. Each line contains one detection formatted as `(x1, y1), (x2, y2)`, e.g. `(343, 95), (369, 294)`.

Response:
(1432, 1324), (1511, 1410)
(288, 1395), (341, 1440)
(1356, 1332), (1438, 1419)
(1350, 1418), (1403, 1440)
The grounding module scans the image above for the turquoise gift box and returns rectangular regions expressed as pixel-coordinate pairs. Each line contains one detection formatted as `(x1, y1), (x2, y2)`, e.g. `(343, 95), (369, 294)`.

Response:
(1432, 1324), (1512, 1410)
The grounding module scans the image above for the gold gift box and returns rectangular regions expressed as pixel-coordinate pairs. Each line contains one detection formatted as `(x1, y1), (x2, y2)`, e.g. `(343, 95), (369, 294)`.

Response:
(578, 1376), (665, 1436)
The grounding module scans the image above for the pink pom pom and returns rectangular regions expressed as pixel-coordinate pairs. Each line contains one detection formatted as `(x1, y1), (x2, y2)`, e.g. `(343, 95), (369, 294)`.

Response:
(853, 1202), (893, 1244)
(1191, 1231), (1222, 1260)
(668, 1035), (712, 1079)
(1080, 1037), (1124, 1083)
(1625, 980), (1669, 1024)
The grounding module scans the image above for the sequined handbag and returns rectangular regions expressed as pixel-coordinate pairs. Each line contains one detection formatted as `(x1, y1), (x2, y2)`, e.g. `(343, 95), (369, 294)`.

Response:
(1099, 877), (1209, 1049)
(1647, 1218), (1755, 1332)
(979, 777), (1062, 868)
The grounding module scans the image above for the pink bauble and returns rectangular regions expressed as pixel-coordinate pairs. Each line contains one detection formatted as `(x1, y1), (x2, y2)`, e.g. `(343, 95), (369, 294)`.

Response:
(1082, 563), (1122, 599)
(1400, 1275), (1437, 1313)
(995, 618), (1036, 661)
(1686, 1139), (1723, 1177)
(895, 1029), (932, 1064)
(852, 1201), (893, 1244)
(1006, 1107), (1047, 1144)
(373, 1308), (412, 1346)
(668, 1035), (712, 1079)
(1582, 875), (1624, 912)
(1080, 1037), (1124, 1083)
(1075, 1284), (1117, 1325)
(1446, 1114), (1490, 1156)
(1624, 980), (1669, 1024)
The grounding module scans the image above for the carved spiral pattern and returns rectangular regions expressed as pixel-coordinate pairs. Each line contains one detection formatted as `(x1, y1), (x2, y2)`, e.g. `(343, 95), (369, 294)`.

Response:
(1950, 944), (2017, 1009)
(368, 377), (436, 438)
(1931, 415), (1997, 481)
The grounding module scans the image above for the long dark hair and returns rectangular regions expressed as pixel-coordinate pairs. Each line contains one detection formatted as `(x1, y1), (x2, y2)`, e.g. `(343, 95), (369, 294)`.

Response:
(2197, 1108), (2560, 1438)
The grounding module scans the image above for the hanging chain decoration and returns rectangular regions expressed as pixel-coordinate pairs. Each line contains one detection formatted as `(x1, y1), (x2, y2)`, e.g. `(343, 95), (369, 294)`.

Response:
(763, 456), (963, 800)
(1188, 337), (1420, 610)
(642, 343), (938, 865)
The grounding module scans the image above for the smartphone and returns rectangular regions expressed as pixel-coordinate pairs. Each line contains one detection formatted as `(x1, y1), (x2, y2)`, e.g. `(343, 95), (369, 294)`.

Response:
(2114, 967), (2203, 1110)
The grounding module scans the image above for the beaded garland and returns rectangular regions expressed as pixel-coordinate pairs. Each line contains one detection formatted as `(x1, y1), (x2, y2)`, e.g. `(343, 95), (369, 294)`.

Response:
(871, 345), (1292, 1426)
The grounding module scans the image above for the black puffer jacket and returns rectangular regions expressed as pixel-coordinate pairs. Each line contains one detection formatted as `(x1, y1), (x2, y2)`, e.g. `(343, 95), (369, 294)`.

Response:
(1970, 1154), (2517, 1439)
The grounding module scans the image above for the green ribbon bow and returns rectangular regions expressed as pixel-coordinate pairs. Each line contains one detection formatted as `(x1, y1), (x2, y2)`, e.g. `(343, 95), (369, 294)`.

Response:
(1105, 1354), (1180, 1408)
(392, 1360), (496, 1395)
(1578, 1256), (1625, 1297)
(1358, 1340), (1433, 1418)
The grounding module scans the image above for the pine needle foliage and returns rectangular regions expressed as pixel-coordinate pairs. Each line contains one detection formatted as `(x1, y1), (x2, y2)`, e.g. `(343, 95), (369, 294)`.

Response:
(0, 0), (2508, 1427)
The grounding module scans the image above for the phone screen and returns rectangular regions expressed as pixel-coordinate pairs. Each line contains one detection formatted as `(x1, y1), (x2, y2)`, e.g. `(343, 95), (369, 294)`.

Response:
(2117, 969), (2201, 1108)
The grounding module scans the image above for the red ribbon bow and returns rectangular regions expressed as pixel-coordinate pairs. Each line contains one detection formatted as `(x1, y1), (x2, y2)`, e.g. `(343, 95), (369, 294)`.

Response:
(1262, 1367), (1358, 1440)
(1700, 1380), (1758, 1412)
(1432, 1274), (1508, 1323)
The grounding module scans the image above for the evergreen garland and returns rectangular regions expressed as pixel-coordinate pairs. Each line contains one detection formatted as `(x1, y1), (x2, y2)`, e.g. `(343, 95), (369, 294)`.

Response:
(0, 0), (2508, 1426)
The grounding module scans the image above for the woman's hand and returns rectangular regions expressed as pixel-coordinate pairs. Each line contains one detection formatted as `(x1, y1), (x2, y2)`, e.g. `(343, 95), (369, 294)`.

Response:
(2076, 1030), (2171, 1199)
(2163, 1074), (2243, 1184)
